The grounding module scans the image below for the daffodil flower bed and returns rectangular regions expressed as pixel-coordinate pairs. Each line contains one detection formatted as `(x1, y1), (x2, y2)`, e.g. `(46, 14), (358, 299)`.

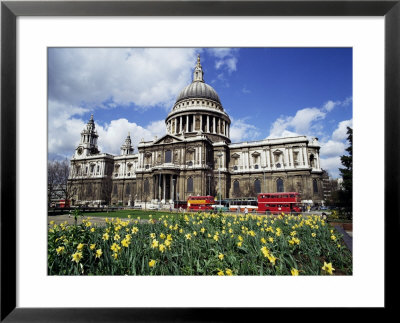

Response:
(48, 213), (352, 275)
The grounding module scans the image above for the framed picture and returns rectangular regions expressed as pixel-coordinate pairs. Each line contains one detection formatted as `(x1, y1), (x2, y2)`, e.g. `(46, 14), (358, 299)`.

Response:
(1, 0), (398, 320)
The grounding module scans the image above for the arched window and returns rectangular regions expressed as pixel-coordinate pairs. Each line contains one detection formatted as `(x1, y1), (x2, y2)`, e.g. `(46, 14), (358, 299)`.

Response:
(144, 179), (149, 195)
(113, 184), (118, 195)
(125, 184), (131, 195)
(313, 179), (318, 193)
(276, 178), (284, 192)
(187, 177), (193, 192)
(310, 154), (315, 168)
(254, 179), (261, 193)
(165, 150), (172, 163)
(233, 180), (240, 195)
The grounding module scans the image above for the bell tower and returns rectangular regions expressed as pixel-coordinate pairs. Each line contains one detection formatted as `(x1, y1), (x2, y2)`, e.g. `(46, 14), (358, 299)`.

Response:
(120, 132), (134, 155)
(74, 114), (99, 158)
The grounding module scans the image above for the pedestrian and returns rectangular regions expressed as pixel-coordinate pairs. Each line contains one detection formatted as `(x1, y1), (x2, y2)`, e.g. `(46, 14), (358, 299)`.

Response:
(236, 206), (239, 214)
(244, 207), (248, 216)
(169, 205), (172, 213)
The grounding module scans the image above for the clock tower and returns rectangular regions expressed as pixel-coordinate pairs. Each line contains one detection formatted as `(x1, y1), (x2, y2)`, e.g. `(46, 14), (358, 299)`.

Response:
(74, 114), (99, 158)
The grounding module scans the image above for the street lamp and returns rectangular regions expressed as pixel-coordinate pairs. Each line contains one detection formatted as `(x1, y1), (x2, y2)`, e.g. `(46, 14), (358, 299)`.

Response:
(218, 152), (223, 209)
(262, 165), (266, 192)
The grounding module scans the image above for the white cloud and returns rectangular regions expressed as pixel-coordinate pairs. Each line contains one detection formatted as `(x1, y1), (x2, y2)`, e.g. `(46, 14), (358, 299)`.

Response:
(207, 48), (239, 74)
(319, 119), (353, 178)
(332, 119), (353, 141)
(49, 48), (198, 109)
(48, 100), (90, 158)
(323, 100), (337, 112)
(230, 118), (261, 142)
(96, 118), (166, 155)
(322, 97), (352, 113)
(319, 156), (342, 178)
(320, 140), (346, 157)
(268, 107), (325, 138)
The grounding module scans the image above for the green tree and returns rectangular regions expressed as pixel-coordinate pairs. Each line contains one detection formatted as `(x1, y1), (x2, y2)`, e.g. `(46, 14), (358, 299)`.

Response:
(339, 127), (352, 218)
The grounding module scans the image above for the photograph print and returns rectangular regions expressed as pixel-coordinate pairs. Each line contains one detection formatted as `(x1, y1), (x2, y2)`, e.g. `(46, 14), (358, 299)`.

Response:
(47, 47), (353, 276)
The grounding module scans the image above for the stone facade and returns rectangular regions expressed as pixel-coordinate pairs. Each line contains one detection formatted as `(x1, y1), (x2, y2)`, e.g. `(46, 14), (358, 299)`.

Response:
(68, 56), (324, 207)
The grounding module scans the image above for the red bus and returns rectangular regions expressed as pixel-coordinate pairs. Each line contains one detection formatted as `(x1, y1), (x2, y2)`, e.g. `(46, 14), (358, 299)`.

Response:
(56, 199), (70, 208)
(257, 192), (302, 214)
(187, 196), (215, 211)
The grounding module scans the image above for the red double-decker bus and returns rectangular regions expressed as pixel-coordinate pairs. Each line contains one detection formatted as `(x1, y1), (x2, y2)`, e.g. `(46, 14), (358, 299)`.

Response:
(257, 192), (302, 214)
(56, 199), (70, 208)
(187, 196), (215, 211)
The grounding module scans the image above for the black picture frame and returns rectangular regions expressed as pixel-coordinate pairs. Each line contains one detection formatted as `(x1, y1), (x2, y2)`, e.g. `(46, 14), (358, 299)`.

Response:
(1, 0), (398, 321)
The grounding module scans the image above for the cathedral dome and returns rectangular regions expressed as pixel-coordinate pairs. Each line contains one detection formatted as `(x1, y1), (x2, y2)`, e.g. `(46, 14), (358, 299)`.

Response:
(176, 81), (221, 104)
(174, 54), (221, 105)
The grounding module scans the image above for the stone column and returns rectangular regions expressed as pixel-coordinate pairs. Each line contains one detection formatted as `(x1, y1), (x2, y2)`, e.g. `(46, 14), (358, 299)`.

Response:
(213, 117), (216, 133)
(170, 175), (173, 201)
(298, 147), (303, 166)
(290, 148), (294, 168)
(180, 116), (183, 133)
(174, 118), (177, 134)
(186, 115), (189, 132)
(163, 174), (166, 201)
(158, 174), (162, 200)
(207, 115), (210, 133)
(303, 147), (309, 167)
(200, 115), (203, 132)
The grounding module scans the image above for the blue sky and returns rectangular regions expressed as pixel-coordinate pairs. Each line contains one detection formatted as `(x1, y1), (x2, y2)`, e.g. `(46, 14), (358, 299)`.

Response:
(48, 47), (352, 178)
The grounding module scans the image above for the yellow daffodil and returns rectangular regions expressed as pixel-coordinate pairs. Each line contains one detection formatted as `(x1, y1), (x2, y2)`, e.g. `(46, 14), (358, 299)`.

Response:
(111, 243), (121, 253)
(291, 268), (299, 276)
(225, 269), (233, 276)
(102, 232), (109, 241)
(218, 253), (224, 260)
(56, 246), (65, 255)
(322, 262), (335, 275)
(121, 239), (129, 247)
(77, 243), (84, 250)
(71, 252), (82, 263)
(95, 249), (102, 258)
(159, 244), (166, 253)
(149, 259), (156, 267)
(151, 239), (159, 248)
(90, 244), (96, 250)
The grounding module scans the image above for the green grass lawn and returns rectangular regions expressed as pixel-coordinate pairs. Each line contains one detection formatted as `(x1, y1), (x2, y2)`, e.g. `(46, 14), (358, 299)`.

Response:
(81, 209), (183, 220)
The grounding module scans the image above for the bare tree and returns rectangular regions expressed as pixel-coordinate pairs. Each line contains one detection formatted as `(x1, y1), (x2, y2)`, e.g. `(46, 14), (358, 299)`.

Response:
(48, 159), (77, 207)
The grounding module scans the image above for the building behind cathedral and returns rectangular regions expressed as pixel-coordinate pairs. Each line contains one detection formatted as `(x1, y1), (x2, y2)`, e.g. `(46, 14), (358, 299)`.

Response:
(68, 56), (324, 207)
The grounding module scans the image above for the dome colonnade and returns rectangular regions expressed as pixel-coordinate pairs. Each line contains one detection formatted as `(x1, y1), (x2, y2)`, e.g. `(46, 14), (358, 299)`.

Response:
(165, 55), (231, 143)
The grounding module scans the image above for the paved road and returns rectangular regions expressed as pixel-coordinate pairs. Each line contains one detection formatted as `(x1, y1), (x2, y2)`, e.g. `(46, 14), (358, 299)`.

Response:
(48, 214), (109, 226)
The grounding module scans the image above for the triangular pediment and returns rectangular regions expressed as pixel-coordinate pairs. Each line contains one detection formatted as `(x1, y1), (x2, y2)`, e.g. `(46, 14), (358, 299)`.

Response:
(153, 134), (184, 145)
